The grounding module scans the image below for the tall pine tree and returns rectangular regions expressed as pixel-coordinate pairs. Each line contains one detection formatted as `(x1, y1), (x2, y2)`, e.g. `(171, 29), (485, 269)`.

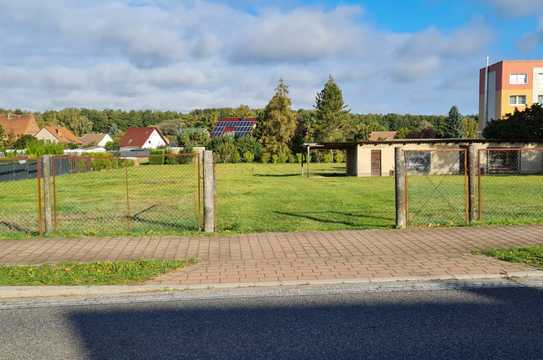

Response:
(314, 76), (350, 142)
(258, 79), (297, 156)
(444, 105), (463, 138)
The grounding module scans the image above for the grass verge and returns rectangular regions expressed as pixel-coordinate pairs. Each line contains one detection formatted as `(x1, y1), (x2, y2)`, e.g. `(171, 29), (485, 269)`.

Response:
(0, 258), (197, 286)
(483, 245), (543, 269)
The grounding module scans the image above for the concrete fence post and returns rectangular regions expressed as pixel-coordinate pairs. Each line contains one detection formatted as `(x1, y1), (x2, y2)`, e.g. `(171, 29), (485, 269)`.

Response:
(203, 150), (215, 233)
(394, 147), (407, 229)
(42, 155), (53, 234)
(467, 144), (477, 224)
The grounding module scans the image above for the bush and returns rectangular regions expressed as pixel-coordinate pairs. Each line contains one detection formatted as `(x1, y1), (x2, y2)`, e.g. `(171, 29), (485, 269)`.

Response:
(288, 153), (297, 163)
(210, 136), (240, 163)
(277, 151), (289, 164)
(26, 140), (64, 157)
(296, 153), (303, 163)
(272, 154), (279, 164)
(237, 136), (262, 161)
(323, 151), (334, 163)
(243, 151), (255, 163)
(335, 151), (345, 163)
(261, 152), (271, 163)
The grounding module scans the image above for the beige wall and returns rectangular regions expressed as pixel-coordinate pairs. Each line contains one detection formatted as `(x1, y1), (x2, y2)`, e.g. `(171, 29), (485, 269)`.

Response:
(35, 129), (58, 143)
(351, 142), (543, 177)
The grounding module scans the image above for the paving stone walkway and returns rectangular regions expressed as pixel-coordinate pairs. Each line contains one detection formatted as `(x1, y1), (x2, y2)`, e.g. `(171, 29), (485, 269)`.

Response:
(1, 225), (543, 285)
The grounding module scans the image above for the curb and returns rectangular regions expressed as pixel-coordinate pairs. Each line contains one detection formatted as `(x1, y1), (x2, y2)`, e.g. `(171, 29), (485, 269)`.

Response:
(1, 271), (543, 300)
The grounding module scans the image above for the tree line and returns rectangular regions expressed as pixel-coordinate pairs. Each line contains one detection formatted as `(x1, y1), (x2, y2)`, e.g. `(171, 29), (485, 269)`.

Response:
(0, 78), (478, 158)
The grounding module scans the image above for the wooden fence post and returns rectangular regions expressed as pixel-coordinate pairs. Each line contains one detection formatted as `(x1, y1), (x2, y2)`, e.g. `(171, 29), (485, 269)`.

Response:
(395, 147), (407, 229)
(42, 155), (53, 234)
(468, 144), (477, 224)
(203, 150), (215, 233)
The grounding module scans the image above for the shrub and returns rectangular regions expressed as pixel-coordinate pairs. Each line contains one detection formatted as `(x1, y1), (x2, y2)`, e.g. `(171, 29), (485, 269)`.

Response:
(261, 152), (271, 163)
(237, 136), (262, 161)
(335, 151), (345, 163)
(26, 141), (64, 157)
(288, 153), (297, 163)
(232, 150), (241, 163)
(243, 151), (255, 163)
(272, 154), (279, 164)
(277, 151), (289, 163)
(323, 151), (334, 163)
(296, 153), (303, 163)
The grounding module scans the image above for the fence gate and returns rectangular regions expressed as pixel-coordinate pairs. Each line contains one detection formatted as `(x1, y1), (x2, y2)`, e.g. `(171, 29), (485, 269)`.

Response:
(477, 148), (543, 224)
(405, 148), (469, 226)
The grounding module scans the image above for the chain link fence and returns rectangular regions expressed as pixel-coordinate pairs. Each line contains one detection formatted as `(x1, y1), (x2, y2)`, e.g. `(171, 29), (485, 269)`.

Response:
(0, 158), (41, 237)
(477, 148), (543, 224)
(405, 149), (468, 226)
(0, 153), (203, 238)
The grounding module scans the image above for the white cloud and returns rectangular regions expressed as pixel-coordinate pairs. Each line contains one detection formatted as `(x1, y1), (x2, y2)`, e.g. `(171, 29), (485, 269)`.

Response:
(484, 0), (543, 17)
(0, 0), (492, 114)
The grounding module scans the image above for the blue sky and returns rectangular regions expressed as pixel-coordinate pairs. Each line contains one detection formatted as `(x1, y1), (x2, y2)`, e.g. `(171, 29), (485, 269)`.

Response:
(1, 0), (543, 115)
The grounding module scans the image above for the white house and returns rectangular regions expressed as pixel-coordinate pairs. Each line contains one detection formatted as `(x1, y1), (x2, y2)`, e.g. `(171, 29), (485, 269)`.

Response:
(79, 133), (113, 149)
(119, 127), (169, 150)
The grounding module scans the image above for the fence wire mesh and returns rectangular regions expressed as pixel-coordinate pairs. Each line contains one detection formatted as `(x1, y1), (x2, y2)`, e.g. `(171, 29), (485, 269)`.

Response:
(405, 149), (468, 226)
(0, 154), (202, 238)
(0, 158), (41, 237)
(52, 154), (201, 236)
(477, 148), (543, 224)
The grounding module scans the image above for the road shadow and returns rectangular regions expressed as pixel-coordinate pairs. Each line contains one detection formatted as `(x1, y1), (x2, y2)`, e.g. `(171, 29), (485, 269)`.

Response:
(66, 284), (543, 359)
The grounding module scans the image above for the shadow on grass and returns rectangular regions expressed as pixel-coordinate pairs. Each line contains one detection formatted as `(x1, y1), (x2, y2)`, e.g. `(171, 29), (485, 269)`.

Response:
(65, 284), (543, 359)
(273, 210), (393, 227)
(253, 174), (300, 178)
(0, 221), (39, 236)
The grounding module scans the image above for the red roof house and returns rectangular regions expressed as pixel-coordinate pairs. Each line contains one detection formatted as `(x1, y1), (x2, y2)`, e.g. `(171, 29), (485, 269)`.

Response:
(0, 113), (40, 139)
(119, 127), (169, 149)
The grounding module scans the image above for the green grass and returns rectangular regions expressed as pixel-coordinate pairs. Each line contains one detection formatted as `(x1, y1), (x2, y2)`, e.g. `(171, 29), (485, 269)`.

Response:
(0, 163), (542, 239)
(0, 259), (196, 286)
(483, 246), (543, 269)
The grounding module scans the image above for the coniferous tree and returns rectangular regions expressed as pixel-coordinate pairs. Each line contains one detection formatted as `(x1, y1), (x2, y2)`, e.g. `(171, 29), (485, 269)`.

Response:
(258, 79), (297, 156)
(444, 105), (463, 138)
(314, 75), (350, 142)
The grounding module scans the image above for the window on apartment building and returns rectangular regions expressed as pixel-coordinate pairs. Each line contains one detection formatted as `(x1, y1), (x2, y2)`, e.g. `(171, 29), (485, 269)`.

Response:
(509, 95), (527, 105)
(510, 73), (528, 85)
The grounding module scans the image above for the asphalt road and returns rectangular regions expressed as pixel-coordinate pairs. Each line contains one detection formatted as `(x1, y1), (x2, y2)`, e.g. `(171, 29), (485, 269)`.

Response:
(1, 283), (543, 360)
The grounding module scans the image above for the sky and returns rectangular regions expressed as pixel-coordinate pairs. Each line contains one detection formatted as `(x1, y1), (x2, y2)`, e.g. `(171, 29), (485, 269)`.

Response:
(1, 0), (543, 115)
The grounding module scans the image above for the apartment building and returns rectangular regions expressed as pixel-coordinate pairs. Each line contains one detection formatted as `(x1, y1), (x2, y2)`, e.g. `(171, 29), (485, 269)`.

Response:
(479, 60), (543, 130)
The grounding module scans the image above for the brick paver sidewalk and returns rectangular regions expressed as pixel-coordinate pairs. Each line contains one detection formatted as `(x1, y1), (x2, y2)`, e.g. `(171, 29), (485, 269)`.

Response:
(1, 225), (543, 285)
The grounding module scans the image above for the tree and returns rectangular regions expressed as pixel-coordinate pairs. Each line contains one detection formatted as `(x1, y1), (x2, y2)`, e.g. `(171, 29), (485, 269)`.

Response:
(12, 135), (37, 149)
(461, 117), (479, 138)
(258, 79), (297, 156)
(314, 76), (350, 142)
(443, 105), (463, 138)
(0, 125), (5, 147)
(483, 103), (543, 140)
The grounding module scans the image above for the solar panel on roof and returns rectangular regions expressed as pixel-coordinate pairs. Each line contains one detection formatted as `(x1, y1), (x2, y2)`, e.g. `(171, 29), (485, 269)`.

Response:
(211, 118), (256, 137)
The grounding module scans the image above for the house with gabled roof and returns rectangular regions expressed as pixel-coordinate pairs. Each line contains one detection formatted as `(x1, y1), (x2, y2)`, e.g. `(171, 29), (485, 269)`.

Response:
(0, 113), (40, 140)
(35, 126), (81, 145)
(80, 133), (113, 148)
(119, 127), (169, 150)
(211, 117), (257, 138)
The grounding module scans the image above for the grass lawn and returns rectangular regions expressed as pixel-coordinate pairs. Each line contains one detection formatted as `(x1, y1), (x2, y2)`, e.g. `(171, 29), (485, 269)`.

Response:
(0, 162), (542, 239)
(483, 246), (543, 270)
(0, 259), (196, 286)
